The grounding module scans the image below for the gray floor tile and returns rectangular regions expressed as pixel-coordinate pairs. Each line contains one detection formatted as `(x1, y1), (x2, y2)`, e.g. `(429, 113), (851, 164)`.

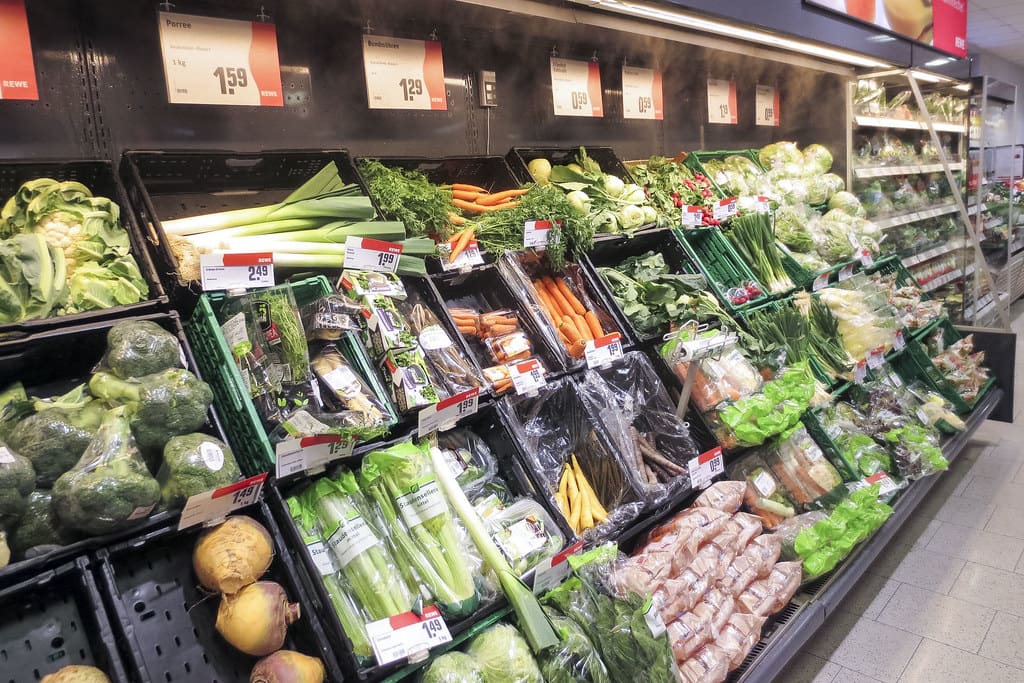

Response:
(776, 650), (842, 683)
(876, 583), (996, 652)
(889, 515), (943, 551)
(831, 668), (884, 683)
(951, 562), (1024, 617)
(805, 610), (921, 682)
(925, 521), (1024, 571)
(960, 475), (1024, 504)
(869, 545), (966, 594)
(984, 505), (1024, 540)
(978, 612), (1024, 669)
(966, 452), (1022, 482)
(922, 493), (995, 530)
(835, 571), (900, 620)
(898, 638), (1024, 683)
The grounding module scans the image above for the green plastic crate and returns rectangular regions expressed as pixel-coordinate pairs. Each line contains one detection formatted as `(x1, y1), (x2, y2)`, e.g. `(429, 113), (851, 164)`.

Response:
(777, 243), (817, 290)
(683, 149), (766, 199)
(186, 276), (397, 475)
(673, 227), (768, 313)
(801, 409), (859, 482)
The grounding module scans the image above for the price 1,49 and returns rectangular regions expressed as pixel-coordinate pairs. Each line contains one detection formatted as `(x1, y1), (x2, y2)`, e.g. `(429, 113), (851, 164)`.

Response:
(719, 103), (730, 117)
(213, 66), (248, 95)
(399, 77), (424, 101)
(763, 107), (774, 121)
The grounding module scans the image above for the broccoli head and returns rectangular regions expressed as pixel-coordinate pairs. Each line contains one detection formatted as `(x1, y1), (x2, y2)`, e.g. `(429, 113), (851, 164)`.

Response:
(52, 406), (160, 536)
(158, 433), (241, 508)
(0, 447), (35, 530)
(88, 368), (214, 454)
(10, 489), (80, 557)
(6, 408), (95, 486)
(106, 320), (182, 379)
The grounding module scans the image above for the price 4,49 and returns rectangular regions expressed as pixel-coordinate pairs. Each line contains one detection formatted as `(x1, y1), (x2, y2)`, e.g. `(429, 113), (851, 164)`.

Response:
(213, 66), (248, 95)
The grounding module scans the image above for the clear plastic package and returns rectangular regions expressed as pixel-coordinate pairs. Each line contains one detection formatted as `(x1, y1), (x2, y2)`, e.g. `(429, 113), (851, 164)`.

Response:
(312, 344), (390, 426)
(403, 301), (482, 398)
(717, 613), (766, 670)
(157, 433), (241, 508)
(728, 454), (798, 529)
(678, 643), (730, 683)
(693, 481), (746, 513)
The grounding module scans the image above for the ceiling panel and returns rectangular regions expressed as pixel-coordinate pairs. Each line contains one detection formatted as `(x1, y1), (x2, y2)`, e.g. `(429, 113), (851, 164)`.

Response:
(969, 0), (1024, 67)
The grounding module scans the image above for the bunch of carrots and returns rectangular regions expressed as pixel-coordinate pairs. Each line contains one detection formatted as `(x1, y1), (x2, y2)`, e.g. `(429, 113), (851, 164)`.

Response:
(531, 276), (606, 359)
(445, 183), (528, 263)
(555, 454), (608, 535)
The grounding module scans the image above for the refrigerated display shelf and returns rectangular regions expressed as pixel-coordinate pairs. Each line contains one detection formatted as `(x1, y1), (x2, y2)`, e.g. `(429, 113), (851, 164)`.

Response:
(902, 239), (965, 268)
(853, 115), (967, 134)
(876, 204), (959, 231)
(921, 268), (964, 292)
(853, 162), (964, 179)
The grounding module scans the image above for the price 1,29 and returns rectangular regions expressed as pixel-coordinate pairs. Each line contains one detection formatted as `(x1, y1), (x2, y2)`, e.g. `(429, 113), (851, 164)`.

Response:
(399, 77), (424, 101)
(247, 264), (269, 281)
(719, 103), (730, 117)
(571, 90), (588, 110)
(638, 95), (653, 113)
(213, 66), (248, 95)
(763, 107), (774, 121)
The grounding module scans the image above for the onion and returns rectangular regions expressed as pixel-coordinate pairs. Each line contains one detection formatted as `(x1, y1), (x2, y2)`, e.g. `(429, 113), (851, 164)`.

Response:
(193, 515), (274, 594)
(250, 650), (325, 683)
(216, 581), (300, 656)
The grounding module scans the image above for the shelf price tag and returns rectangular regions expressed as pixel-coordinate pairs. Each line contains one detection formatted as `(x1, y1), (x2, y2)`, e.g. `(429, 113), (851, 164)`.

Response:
(524, 220), (561, 249)
(439, 240), (485, 271)
(838, 263), (856, 282)
(622, 65), (663, 120)
(853, 359), (867, 384)
(681, 206), (704, 227)
(509, 359), (546, 395)
(0, 0), (38, 101)
(754, 196), (772, 213)
(859, 248), (874, 267)
(157, 11), (283, 106)
(812, 272), (830, 291)
(200, 252), (274, 291)
(713, 197), (738, 221)
(893, 329), (906, 351)
(362, 35), (446, 110)
(532, 540), (584, 595)
(178, 473), (267, 530)
(418, 388), (480, 436)
(755, 85), (780, 127)
(867, 346), (885, 370)
(850, 472), (900, 497)
(585, 332), (624, 368)
(275, 435), (354, 479)
(365, 605), (452, 665)
(550, 57), (603, 117)
(688, 446), (724, 490)
(344, 236), (403, 273)
(707, 78), (737, 124)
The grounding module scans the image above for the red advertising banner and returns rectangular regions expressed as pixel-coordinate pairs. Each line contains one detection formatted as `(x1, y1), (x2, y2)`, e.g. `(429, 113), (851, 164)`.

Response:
(805, 0), (967, 58)
(0, 0), (39, 100)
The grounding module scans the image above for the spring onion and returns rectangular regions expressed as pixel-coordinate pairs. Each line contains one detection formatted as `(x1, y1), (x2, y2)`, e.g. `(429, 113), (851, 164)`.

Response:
(726, 212), (795, 294)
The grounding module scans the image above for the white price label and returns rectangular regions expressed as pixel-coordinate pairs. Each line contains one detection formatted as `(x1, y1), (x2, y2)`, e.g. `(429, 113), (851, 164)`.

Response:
(707, 78), (737, 124)
(893, 329), (906, 351)
(812, 272), (830, 291)
(754, 196), (772, 213)
(365, 605), (452, 665)
(859, 249), (874, 267)
(157, 12), (283, 106)
(550, 57), (603, 117)
(275, 435), (354, 478)
(713, 197), (738, 221)
(838, 263), (856, 282)
(417, 388), (480, 436)
(524, 220), (561, 249)
(306, 541), (336, 577)
(854, 359), (867, 384)
(532, 540), (584, 594)
(681, 206), (704, 227)
(178, 474), (267, 530)
(688, 446), (724, 489)
(362, 35), (446, 110)
(509, 359), (547, 395)
(867, 347), (885, 370)
(917, 407), (931, 425)
(440, 240), (485, 271)
(643, 598), (668, 638)
(585, 332), (624, 368)
(200, 252), (274, 291)
(622, 65), (663, 120)
(755, 84), (780, 127)
(850, 472), (900, 497)
(344, 236), (403, 273)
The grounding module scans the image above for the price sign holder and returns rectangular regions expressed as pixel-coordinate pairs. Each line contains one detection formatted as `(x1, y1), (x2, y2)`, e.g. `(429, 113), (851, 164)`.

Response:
(893, 329), (906, 352)
(755, 84), (780, 127)
(362, 35), (447, 110)
(713, 197), (738, 221)
(681, 206), (704, 227)
(200, 252), (274, 291)
(812, 272), (830, 292)
(366, 605), (452, 665)
(867, 347), (885, 370)
(178, 473), (267, 530)
(854, 359), (867, 384)
(550, 57), (604, 117)
(859, 249), (874, 267)
(344, 236), (403, 273)
(275, 434), (354, 479)
(850, 472), (900, 497)
(0, 0), (38, 101)
(509, 359), (546, 395)
(532, 539), (584, 595)
(439, 240), (485, 271)
(621, 65), (663, 120)
(707, 78), (737, 125)
(158, 11), (283, 106)
(754, 196), (772, 213)
(585, 332), (623, 369)
(688, 447), (724, 489)
(524, 220), (561, 249)
(418, 388), (480, 436)
(838, 263), (856, 282)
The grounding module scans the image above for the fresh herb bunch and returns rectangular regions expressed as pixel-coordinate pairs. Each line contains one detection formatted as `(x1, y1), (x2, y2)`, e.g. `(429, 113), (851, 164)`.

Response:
(358, 160), (453, 239)
(806, 295), (853, 378)
(474, 184), (587, 269)
(745, 303), (809, 366)
(629, 156), (717, 216)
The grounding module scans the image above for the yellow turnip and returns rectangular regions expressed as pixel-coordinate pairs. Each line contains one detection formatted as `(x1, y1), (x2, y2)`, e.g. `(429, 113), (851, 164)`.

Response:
(216, 581), (300, 656)
(193, 515), (274, 594)
(250, 650), (325, 683)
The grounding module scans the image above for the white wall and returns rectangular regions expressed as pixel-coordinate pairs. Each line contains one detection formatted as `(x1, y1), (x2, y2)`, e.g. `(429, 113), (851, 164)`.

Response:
(973, 49), (1024, 148)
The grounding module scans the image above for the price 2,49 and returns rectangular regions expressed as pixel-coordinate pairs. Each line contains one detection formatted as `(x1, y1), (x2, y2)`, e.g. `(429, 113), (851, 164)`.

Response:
(247, 264), (269, 281)
(213, 66), (248, 95)
(399, 77), (424, 101)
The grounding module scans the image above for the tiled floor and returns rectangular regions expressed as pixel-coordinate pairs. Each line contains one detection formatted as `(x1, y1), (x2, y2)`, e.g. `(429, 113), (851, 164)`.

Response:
(777, 303), (1024, 683)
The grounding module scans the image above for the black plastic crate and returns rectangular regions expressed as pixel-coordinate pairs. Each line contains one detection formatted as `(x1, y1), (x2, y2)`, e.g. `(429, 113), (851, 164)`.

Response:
(0, 159), (167, 340)
(505, 146), (637, 185)
(0, 311), (228, 584)
(357, 156), (520, 193)
(119, 149), (373, 315)
(94, 503), (343, 683)
(0, 557), (130, 683)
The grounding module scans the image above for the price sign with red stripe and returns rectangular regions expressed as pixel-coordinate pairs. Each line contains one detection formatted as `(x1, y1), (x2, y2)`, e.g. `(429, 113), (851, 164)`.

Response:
(688, 447), (724, 489)
(585, 332), (624, 368)
(418, 388), (480, 436)
(178, 473), (267, 530)
(707, 78), (737, 124)
(622, 66), (663, 120)
(550, 57), (604, 117)
(532, 539), (584, 594)
(158, 12), (283, 106)
(362, 35), (447, 110)
(365, 605), (452, 665)
(275, 434), (354, 478)
(524, 219), (561, 249)
(0, 0), (38, 101)
(200, 252), (274, 291)
(344, 236), (403, 273)
(509, 359), (546, 395)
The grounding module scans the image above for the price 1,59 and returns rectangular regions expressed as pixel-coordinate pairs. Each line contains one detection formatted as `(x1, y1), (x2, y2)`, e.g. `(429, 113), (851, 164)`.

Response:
(399, 77), (424, 101)
(213, 66), (248, 95)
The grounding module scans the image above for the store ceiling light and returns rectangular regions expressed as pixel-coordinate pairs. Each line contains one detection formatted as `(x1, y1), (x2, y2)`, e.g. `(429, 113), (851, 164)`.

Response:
(569, 0), (892, 68)
(909, 69), (952, 83)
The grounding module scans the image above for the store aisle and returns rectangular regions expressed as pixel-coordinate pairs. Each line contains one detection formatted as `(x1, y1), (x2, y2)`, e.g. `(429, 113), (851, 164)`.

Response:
(779, 304), (1024, 683)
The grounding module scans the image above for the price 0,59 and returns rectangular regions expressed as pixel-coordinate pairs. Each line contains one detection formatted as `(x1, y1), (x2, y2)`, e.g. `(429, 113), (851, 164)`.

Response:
(571, 90), (588, 110)
(213, 66), (248, 95)
(399, 77), (424, 101)
(638, 95), (653, 113)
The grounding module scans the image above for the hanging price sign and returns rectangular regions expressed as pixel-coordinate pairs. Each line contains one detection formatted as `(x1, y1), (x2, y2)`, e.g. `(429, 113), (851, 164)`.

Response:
(849, 472), (901, 497)
(681, 206), (704, 227)
(838, 263), (856, 281)
(812, 272), (830, 291)
(157, 12), (283, 106)
(365, 605), (453, 665)
(707, 78), (737, 124)
(893, 329), (906, 351)
(867, 346), (885, 370)
(275, 435), (354, 479)
(509, 359), (546, 395)
(853, 359), (867, 384)
(585, 332), (624, 368)
(418, 388), (480, 436)
(755, 85), (780, 127)
(0, 0), (38, 100)
(362, 35), (446, 110)
(859, 248), (874, 267)
(200, 252), (274, 291)
(688, 447), (724, 489)
(178, 474), (267, 530)
(622, 65), (663, 120)
(550, 57), (603, 117)
(344, 236), (403, 273)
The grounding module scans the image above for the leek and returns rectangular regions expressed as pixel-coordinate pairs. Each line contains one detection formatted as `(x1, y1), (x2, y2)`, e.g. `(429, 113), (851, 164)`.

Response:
(427, 445), (559, 653)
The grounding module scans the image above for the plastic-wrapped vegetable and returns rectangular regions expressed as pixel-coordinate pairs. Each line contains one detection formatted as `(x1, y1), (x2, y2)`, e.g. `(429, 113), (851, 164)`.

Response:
(421, 651), (484, 683)
(403, 300), (482, 399)
(728, 454), (797, 529)
(764, 425), (843, 507)
(884, 424), (948, 479)
(465, 623), (544, 683)
(487, 499), (564, 575)
(312, 344), (389, 426)
(157, 434), (241, 508)
(0, 446), (34, 531)
(537, 608), (612, 683)
(693, 481), (746, 513)
(436, 428), (499, 497)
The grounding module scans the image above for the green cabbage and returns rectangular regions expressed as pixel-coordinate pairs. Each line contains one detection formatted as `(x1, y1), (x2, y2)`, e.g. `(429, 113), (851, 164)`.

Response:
(822, 173), (846, 194)
(806, 176), (831, 205)
(465, 624), (543, 683)
(775, 205), (815, 252)
(828, 191), (866, 217)
(759, 142), (803, 169)
(803, 144), (834, 173)
(422, 652), (485, 683)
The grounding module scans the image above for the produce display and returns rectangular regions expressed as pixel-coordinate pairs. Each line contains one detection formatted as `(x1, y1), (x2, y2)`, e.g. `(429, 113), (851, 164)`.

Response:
(630, 156), (719, 225)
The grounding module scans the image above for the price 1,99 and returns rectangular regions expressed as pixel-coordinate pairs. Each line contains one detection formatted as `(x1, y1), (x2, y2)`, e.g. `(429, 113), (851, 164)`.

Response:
(213, 66), (248, 95)
(377, 251), (398, 269)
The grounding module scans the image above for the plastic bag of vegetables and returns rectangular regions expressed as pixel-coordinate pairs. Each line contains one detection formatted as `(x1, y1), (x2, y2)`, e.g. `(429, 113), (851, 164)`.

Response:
(157, 433), (241, 509)
(486, 499), (564, 575)
(774, 205), (816, 252)
(465, 623), (544, 683)
(536, 607), (612, 683)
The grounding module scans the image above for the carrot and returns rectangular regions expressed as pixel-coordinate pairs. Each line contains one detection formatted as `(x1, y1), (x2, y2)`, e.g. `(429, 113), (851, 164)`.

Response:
(480, 314), (517, 327)
(452, 198), (519, 213)
(447, 212), (467, 226)
(555, 279), (586, 315)
(532, 284), (560, 325)
(452, 183), (486, 193)
(572, 313), (593, 342)
(449, 227), (475, 263)
(487, 323), (519, 337)
(569, 340), (587, 359)
(476, 188), (530, 206)
(584, 311), (604, 339)
(452, 190), (483, 201)
(559, 317), (582, 346)
(543, 277), (575, 317)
